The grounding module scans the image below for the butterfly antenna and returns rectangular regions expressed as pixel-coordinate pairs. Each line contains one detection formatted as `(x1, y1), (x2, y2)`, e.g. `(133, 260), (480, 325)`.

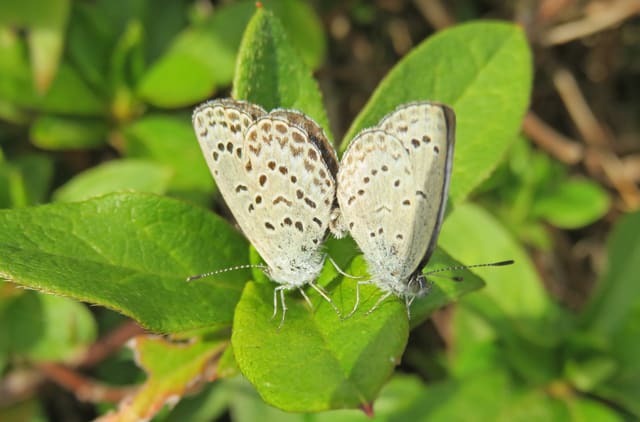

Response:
(327, 255), (363, 279)
(186, 264), (268, 282)
(425, 260), (514, 281)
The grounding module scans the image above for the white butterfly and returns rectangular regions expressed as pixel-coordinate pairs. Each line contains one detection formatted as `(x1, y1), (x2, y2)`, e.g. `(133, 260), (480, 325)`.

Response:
(332, 101), (456, 315)
(191, 99), (341, 326)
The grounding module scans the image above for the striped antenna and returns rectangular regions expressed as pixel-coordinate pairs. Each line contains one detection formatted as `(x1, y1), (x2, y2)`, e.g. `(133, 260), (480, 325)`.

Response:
(186, 263), (268, 282)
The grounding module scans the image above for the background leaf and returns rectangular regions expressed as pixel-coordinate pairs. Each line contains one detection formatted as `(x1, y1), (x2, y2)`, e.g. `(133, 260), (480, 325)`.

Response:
(341, 21), (532, 203)
(0, 193), (249, 333)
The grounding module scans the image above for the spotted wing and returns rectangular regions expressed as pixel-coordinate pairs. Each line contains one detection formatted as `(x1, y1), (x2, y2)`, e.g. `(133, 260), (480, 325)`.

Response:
(378, 102), (455, 272)
(240, 112), (338, 286)
(337, 129), (418, 281)
(192, 99), (266, 225)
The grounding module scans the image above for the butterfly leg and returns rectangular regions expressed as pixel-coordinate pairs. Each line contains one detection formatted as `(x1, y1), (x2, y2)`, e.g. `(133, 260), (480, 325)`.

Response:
(278, 287), (288, 329)
(365, 291), (393, 315)
(405, 295), (416, 319)
(309, 282), (341, 317)
(298, 287), (314, 311)
(344, 280), (373, 319)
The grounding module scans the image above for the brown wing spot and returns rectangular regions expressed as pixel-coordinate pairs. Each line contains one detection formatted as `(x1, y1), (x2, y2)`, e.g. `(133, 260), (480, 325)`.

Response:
(324, 198), (331, 206)
(248, 204), (254, 213)
(381, 165), (389, 172)
(290, 145), (304, 156)
(411, 138), (420, 148)
(248, 130), (258, 142)
(290, 175), (297, 183)
(363, 176), (370, 183)
(265, 222), (275, 231)
(349, 222), (354, 229)
(248, 144), (260, 156)
(308, 148), (318, 161)
(313, 178), (322, 187)
(416, 190), (427, 199)
(378, 227), (384, 234)
(305, 198), (317, 209)
(319, 169), (326, 178)
(370, 232), (375, 238)
(213, 151), (219, 161)
(217, 143), (225, 152)
(259, 174), (267, 186)
(394, 179), (401, 187)
(255, 195), (262, 204)
(235, 184), (248, 193)
(357, 189), (365, 196)
(295, 221), (304, 232)
(279, 166), (288, 175)
(396, 234), (403, 240)
(245, 161), (253, 172)
(402, 199), (411, 206)
(434, 146), (440, 154)
(230, 124), (240, 134)
(422, 135), (431, 143)
(260, 122), (272, 132)
(275, 123), (288, 134)
(348, 196), (356, 205)
(214, 170), (219, 175)
(399, 125), (408, 132)
(325, 179), (331, 187)
(268, 161), (276, 170)
(273, 196), (292, 206)
(312, 217), (322, 227)
(304, 160), (315, 172)
(296, 189), (304, 199)
(371, 169), (378, 175)
(236, 148), (242, 158)
(284, 217), (292, 226)
(292, 132), (305, 143)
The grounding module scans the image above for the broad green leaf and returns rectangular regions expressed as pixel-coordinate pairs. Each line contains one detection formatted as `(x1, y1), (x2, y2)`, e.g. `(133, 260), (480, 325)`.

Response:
(121, 114), (215, 205)
(565, 398), (624, 422)
(0, 193), (249, 333)
(0, 154), (53, 208)
(438, 203), (553, 336)
(533, 180), (610, 229)
(0, 289), (96, 362)
(342, 21), (532, 203)
(164, 382), (229, 422)
(581, 210), (640, 336)
(138, 0), (325, 108)
(232, 277), (409, 412)
(53, 159), (173, 202)
(232, 7), (331, 139)
(102, 335), (227, 422)
(30, 115), (108, 150)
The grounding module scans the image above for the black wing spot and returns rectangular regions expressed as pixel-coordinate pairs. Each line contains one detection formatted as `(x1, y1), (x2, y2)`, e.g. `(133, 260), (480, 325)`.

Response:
(295, 221), (304, 232)
(265, 222), (275, 230)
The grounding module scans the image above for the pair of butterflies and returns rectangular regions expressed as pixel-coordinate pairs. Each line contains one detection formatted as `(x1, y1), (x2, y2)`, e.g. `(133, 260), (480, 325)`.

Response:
(191, 98), (508, 325)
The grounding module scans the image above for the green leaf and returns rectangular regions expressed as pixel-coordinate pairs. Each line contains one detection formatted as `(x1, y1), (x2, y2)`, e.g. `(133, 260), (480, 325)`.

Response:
(232, 7), (331, 139)
(138, 0), (325, 108)
(532, 179), (610, 229)
(29, 115), (108, 150)
(0, 289), (96, 362)
(102, 335), (227, 422)
(121, 114), (215, 205)
(0, 193), (249, 333)
(232, 277), (409, 412)
(341, 21), (532, 203)
(0, 154), (53, 208)
(438, 203), (553, 336)
(581, 211), (640, 336)
(53, 159), (173, 202)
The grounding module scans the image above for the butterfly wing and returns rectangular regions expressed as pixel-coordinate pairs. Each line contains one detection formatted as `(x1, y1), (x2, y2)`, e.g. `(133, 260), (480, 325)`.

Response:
(378, 102), (455, 274)
(240, 112), (338, 286)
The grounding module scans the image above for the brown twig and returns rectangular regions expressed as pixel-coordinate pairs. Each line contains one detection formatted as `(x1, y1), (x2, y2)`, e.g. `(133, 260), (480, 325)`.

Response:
(35, 362), (136, 404)
(551, 67), (612, 147)
(79, 320), (146, 368)
(541, 0), (640, 45)
(522, 112), (585, 164)
(412, 0), (455, 30)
